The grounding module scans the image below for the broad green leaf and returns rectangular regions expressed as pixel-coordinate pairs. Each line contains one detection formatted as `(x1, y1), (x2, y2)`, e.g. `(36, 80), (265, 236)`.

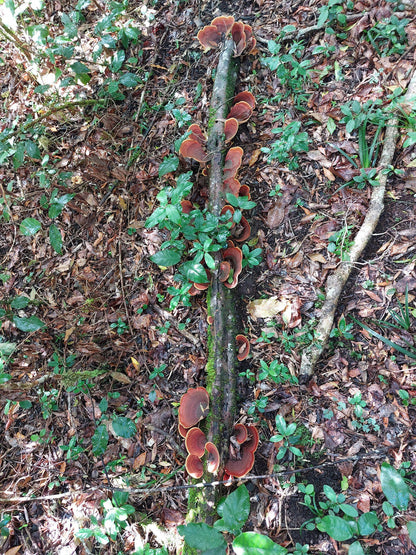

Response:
(112, 416), (136, 438)
(380, 462), (409, 510)
(25, 140), (41, 159)
(110, 50), (125, 72)
(159, 155), (179, 178)
(348, 541), (365, 555)
(0, 342), (16, 356)
(13, 316), (45, 332)
(204, 252), (215, 270)
(232, 532), (286, 554)
(150, 249), (181, 267)
(178, 523), (227, 552)
(0, 373), (12, 384)
(327, 117), (336, 135)
(20, 218), (42, 236)
(340, 504), (358, 518)
(119, 72), (139, 87)
(165, 204), (181, 224)
(218, 485), (250, 534)
(407, 521), (416, 545)
(70, 61), (90, 75)
(317, 6), (329, 27)
(357, 511), (379, 535)
(180, 260), (208, 284)
(92, 424), (108, 456)
(19, 400), (33, 409)
(11, 296), (30, 309)
(13, 141), (26, 169)
(316, 515), (354, 541)
(49, 224), (63, 254)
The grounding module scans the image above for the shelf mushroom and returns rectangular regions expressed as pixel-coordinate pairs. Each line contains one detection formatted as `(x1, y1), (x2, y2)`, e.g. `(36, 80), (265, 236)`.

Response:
(186, 454), (204, 479)
(178, 387), (210, 429)
(185, 427), (208, 458)
(236, 335), (250, 361)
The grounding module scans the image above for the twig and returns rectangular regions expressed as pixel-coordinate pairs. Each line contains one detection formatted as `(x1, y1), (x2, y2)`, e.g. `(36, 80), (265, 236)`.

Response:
(118, 216), (134, 335)
(5, 99), (104, 140)
(0, 448), (388, 502)
(152, 305), (199, 345)
(299, 71), (416, 379)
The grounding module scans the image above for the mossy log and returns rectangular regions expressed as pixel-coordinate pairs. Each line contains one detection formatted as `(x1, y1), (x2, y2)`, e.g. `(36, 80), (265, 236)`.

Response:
(184, 37), (240, 533)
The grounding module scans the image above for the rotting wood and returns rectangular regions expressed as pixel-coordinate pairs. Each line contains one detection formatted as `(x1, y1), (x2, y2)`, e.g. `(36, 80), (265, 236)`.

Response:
(299, 71), (416, 380)
(184, 37), (239, 532)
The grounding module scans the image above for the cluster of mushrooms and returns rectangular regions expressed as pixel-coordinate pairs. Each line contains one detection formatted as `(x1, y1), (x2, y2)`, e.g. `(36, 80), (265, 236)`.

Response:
(176, 17), (258, 479)
(178, 387), (259, 479)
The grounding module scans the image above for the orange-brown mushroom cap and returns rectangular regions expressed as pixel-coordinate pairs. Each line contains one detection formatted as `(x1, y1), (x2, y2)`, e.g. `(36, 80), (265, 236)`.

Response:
(205, 442), (220, 473)
(234, 91), (256, 110)
(178, 423), (188, 438)
(228, 101), (253, 124)
(236, 334), (250, 361)
(244, 425), (260, 453)
(186, 454), (204, 479)
(239, 184), (251, 199)
(243, 24), (256, 54)
(234, 423), (248, 444)
(231, 21), (246, 56)
(233, 215), (251, 243)
(185, 427), (207, 457)
(178, 387), (210, 429)
(225, 448), (254, 478)
(224, 118), (239, 143)
(219, 260), (231, 283)
(223, 177), (241, 196)
(197, 25), (222, 51)
(179, 139), (209, 163)
(223, 246), (243, 289)
(211, 15), (235, 35)
(223, 146), (243, 180)
(188, 123), (207, 145)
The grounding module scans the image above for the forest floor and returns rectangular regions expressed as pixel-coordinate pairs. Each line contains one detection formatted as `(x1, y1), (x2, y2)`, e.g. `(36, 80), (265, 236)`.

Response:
(1, 0), (416, 553)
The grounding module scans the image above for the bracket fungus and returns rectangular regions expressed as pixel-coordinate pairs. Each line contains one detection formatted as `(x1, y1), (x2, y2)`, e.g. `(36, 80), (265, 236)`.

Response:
(205, 442), (220, 473)
(223, 146), (243, 180)
(223, 177), (241, 196)
(185, 427), (208, 458)
(224, 117), (239, 143)
(222, 246), (243, 289)
(178, 386), (210, 429)
(233, 423), (248, 444)
(233, 91), (256, 110)
(179, 138), (209, 163)
(185, 454), (204, 479)
(187, 123), (207, 144)
(236, 334), (250, 361)
(224, 424), (259, 478)
(233, 215), (251, 243)
(227, 101), (253, 124)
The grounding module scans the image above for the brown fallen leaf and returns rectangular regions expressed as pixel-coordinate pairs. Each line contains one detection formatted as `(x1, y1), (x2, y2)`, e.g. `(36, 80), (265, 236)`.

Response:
(266, 200), (286, 228)
(247, 297), (287, 320)
(248, 148), (261, 167)
(110, 371), (132, 384)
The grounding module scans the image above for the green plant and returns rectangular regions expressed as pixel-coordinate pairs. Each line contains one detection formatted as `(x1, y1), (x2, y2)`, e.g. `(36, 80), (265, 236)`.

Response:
(110, 317), (129, 335)
(0, 513), (11, 538)
(76, 491), (135, 547)
(261, 120), (309, 169)
(366, 15), (409, 56)
(60, 435), (85, 461)
(262, 32), (312, 108)
(270, 415), (302, 461)
(330, 316), (354, 341)
(241, 244), (262, 268)
(258, 359), (298, 385)
(327, 226), (353, 260)
(247, 396), (269, 416)
(38, 388), (59, 418)
(316, 0), (354, 35)
(178, 484), (309, 554)
(149, 363), (166, 380)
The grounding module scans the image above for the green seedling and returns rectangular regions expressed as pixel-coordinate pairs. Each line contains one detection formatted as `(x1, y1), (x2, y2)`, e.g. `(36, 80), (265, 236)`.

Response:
(330, 316), (354, 340)
(258, 359), (298, 385)
(110, 317), (129, 335)
(270, 415), (302, 461)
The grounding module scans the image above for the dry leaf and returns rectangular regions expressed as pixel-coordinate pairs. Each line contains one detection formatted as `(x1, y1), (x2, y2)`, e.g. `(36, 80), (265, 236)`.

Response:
(110, 371), (132, 384)
(5, 547), (22, 555)
(248, 148), (261, 167)
(133, 452), (147, 469)
(267, 201), (286, 228)
(308, 252), (327, 263)
(247, 297), (287, 320)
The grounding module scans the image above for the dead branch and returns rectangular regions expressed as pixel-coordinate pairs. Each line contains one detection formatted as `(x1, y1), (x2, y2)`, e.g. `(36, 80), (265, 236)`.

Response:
(299, 70), (416, 379)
